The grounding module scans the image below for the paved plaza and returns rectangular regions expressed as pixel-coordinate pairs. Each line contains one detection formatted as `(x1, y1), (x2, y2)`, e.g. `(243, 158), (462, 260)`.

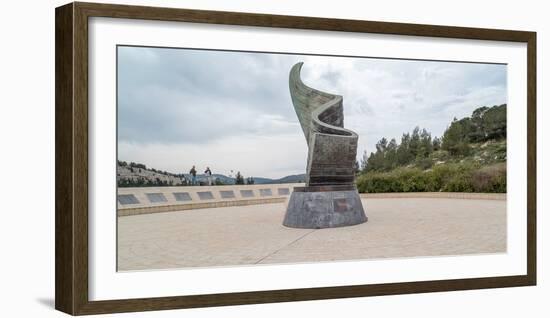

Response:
(117, 198), (506, 271)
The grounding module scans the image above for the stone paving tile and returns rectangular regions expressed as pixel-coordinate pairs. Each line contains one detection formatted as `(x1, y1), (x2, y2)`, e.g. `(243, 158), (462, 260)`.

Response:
(117, 198), (506, 271)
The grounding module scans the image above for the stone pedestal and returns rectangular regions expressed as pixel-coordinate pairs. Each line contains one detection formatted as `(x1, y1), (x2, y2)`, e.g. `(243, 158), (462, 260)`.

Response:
(283, 185), (367, 229)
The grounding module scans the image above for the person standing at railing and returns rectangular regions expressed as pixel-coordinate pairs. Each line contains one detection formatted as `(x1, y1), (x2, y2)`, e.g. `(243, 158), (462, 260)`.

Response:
(204, 167), (212, 186)
(189, 165), (197, 185)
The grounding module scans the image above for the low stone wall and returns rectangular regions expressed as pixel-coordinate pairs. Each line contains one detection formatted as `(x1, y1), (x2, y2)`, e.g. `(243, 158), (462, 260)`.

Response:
(117, 183), (304, 216)
(118, 197), (288, 217)
(360, 192), (506, 200)
(118, 185), (506, 217)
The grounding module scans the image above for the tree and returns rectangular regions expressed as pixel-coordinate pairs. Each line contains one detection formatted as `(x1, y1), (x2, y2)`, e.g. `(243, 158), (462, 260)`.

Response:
(235, 171), (245, 185)
(418, 129), (433, 158)
(246, 177), (255, 185)
(396, 133), (413, 166)
(384, 138), (398, 170)
(366, 138), (389, 172)
(365, 152), (378, 172)
(129, 162), (146, 169)
(442, 118), (472, 156)
(408, 127), (422, 158)
(376, 137), (388, 152)
(442, 104), (506, 147)
(482, 104), (506, 140)
(365, 151), (383, 172)
(469, 106), (489, 142)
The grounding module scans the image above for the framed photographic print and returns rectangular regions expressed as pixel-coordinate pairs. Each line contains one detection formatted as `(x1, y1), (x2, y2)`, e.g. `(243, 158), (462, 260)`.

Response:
(55, 2), (536, 315)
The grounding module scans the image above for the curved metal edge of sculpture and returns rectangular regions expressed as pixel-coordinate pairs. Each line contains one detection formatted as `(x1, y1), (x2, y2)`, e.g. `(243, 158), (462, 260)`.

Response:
(283, 62), (367, 229)
(289, 62), (357, 141)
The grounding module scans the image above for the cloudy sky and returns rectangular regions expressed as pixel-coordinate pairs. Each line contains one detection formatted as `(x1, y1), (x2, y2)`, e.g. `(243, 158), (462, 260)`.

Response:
(118, 46), (506, 179)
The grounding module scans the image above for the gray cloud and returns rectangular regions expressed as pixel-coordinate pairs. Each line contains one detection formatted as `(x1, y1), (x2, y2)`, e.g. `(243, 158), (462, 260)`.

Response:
(118, 47), (305, 144)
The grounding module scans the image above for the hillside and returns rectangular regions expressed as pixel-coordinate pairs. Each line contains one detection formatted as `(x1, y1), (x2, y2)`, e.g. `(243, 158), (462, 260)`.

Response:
(117, 161), (183, 187)
(357, 104), (507, 193)
(430, 139), (506, 166)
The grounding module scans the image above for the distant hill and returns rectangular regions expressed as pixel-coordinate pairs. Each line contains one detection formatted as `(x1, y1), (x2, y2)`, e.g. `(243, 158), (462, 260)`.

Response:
(249, 177), (273, 184)
(211, 174), (235, 184)
(117, 160), (305, 187)
(254, 174), (306, 184)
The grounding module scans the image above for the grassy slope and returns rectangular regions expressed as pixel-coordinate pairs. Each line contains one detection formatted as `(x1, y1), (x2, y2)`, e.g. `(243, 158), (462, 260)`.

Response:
(430, 139), (506, 167)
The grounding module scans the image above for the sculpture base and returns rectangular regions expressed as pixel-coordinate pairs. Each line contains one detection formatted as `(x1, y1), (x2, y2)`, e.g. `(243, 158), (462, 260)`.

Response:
(283, 186), (367, 229)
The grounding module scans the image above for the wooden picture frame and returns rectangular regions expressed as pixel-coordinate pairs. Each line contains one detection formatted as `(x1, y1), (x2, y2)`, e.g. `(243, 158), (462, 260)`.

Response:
(55, 1), (536, 315)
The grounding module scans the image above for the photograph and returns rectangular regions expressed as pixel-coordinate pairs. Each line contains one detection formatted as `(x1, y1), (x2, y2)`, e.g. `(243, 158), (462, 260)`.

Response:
(49, 1), (538, 315)
(116, 46), (508, 271)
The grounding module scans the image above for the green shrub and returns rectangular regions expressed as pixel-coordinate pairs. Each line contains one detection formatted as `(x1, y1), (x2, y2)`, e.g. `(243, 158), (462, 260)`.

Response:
(357, 167), (438, 193)
(443, 173), (475, 192)
(357, 162), (506, 193)
(356, 171), (399, 193)
(490, 175), (507, 193)
(397, 168), (437, 192)
(471, 163), (506, 192)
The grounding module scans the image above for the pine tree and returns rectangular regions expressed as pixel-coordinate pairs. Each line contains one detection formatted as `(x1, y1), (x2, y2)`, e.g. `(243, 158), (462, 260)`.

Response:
(396, 133), (413, 166)
(384, 138), (398, 170)
(419, 128), (433, 158)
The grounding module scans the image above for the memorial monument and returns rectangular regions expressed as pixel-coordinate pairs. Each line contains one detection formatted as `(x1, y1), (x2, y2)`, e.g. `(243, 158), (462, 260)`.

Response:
(283, 62), (368, 229)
